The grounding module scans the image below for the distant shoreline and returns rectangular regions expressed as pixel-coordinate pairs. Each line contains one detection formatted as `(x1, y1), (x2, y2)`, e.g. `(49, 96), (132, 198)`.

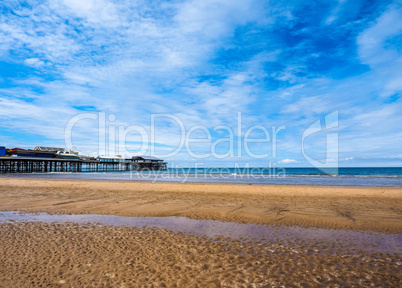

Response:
(1, 167), (402, 188)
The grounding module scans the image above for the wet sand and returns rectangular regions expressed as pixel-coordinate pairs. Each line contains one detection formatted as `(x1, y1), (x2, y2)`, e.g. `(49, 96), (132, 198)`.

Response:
(0, 178), (401, 233)
(0, 221), (400, 287)
(0, 178), (401, 287)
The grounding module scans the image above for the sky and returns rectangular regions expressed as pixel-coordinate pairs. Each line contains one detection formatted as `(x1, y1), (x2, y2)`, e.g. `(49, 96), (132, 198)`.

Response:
(0, 0), (401, 167)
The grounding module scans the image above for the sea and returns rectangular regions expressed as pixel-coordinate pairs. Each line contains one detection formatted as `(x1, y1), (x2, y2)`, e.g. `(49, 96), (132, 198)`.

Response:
(2, 167), (402, 188)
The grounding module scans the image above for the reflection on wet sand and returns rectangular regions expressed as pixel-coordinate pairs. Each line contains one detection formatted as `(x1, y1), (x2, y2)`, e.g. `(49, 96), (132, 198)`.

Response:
(1, 211), (401, 256)
(0, 212), (401, 287)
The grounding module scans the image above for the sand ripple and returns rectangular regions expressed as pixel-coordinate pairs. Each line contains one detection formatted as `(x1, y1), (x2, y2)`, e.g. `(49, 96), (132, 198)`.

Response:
(0, 222), (400, 287)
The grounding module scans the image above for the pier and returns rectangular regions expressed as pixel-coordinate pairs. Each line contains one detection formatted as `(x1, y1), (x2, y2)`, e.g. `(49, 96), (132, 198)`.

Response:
(0, 157), (167, 173)
(0, 157), (122, 173)
(0, 146), (167, 174)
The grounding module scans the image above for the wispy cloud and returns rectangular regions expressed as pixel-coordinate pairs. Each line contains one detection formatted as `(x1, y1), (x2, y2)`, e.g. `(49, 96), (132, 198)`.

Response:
(0, 0), (401, 166)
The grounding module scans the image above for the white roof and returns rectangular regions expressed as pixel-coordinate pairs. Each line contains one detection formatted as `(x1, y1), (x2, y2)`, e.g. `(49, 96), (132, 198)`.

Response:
(97, 156), (123, 159)
(35, 146), (66, 152)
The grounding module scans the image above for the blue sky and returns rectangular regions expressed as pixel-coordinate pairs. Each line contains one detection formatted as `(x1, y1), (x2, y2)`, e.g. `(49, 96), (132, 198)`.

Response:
(0, 0), (401, 167)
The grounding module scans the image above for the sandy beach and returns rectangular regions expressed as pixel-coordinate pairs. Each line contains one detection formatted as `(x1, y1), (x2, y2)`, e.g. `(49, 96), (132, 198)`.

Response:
(0, 221), (400, 287)
(0, 178), (401, 287)
(0, 178), (401, 233)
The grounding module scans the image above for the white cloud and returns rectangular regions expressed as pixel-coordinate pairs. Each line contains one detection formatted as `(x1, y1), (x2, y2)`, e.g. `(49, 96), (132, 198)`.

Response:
(24, 58), (45, 67)
(0, 13), (80, 62)
(175, 0), (264, 39)
(278, 159), (298, 164)
(54, 0), (122, 27)
(325, 0), (347, 25)
(282, 95), (332, 115)
(356, 3), (402, 98)
(357, 5), (402, 65)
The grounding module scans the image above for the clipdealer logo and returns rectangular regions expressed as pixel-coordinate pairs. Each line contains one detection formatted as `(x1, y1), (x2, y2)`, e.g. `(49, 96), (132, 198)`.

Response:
(302, 111), (339, 174)
(64, 110), (339, 176)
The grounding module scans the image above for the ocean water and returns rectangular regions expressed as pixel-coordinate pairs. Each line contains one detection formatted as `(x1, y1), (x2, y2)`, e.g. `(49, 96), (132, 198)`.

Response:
(2, 167), (402, 187)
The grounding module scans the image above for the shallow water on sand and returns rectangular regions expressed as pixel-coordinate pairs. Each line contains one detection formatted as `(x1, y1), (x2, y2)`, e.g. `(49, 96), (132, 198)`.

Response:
(1, 211), (400, 257)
